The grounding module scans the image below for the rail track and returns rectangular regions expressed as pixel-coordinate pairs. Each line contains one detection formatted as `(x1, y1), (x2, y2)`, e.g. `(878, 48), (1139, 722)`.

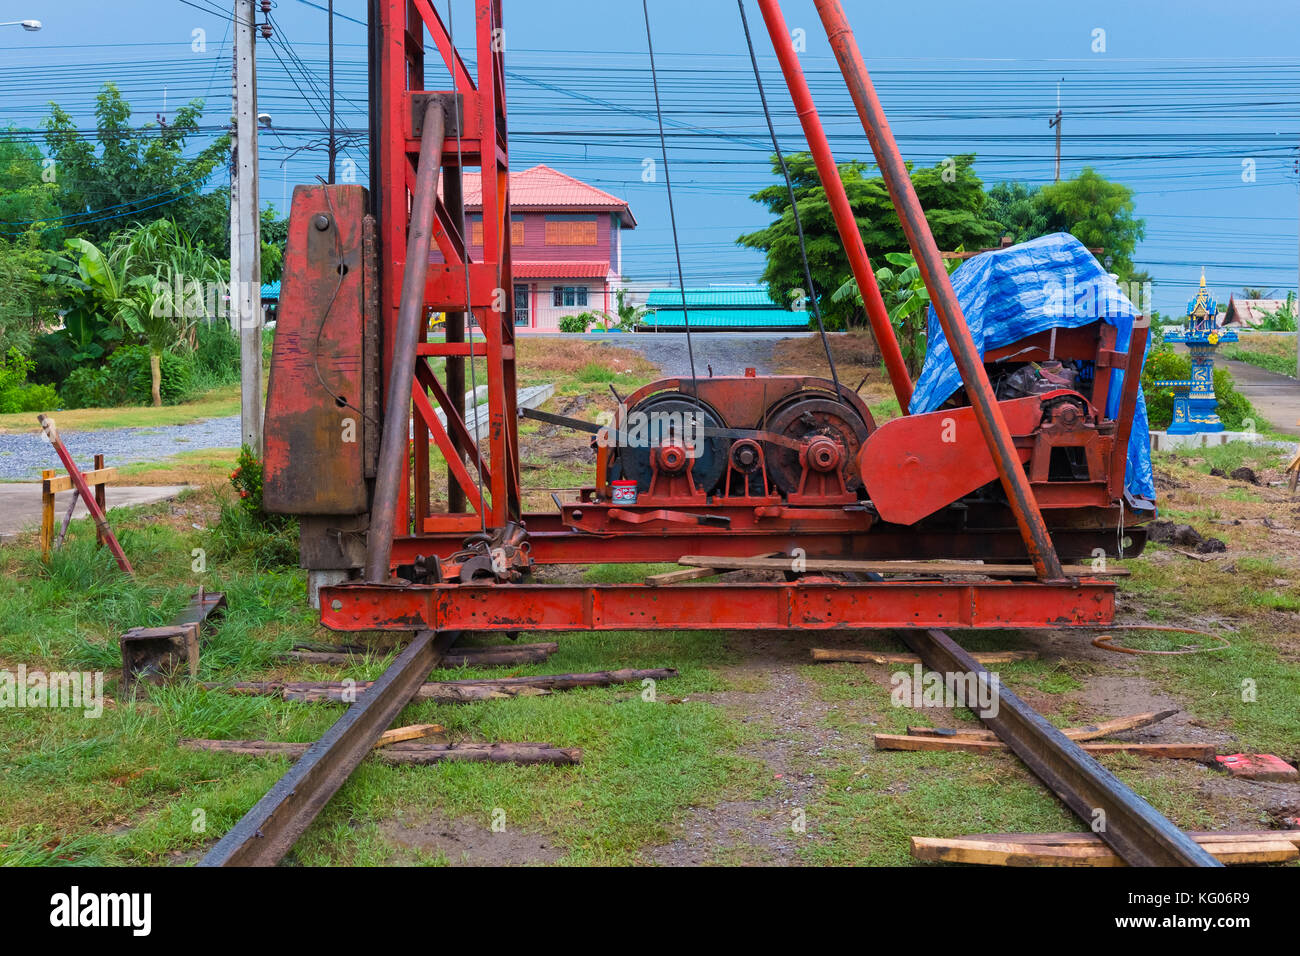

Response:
(200, 625), (1221, 868)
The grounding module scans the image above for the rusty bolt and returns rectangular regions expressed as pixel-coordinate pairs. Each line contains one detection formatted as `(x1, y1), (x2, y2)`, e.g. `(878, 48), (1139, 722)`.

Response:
(314, 214), (331, 231)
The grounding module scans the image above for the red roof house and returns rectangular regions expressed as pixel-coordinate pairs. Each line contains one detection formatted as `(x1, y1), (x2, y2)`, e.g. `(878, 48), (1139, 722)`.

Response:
(434, 165), (636, 331)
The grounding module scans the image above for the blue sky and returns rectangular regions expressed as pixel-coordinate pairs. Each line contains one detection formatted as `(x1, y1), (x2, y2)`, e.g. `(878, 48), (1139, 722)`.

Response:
(2, 0), (1298, 314)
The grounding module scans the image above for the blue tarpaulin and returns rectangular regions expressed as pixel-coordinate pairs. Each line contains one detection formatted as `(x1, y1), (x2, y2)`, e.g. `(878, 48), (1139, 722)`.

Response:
(908, 232), (1155, 503)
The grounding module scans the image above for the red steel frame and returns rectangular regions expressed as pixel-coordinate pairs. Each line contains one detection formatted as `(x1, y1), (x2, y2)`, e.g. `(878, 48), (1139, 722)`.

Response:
(321, 0), (1127, 634)
(377, 0), (520, 543)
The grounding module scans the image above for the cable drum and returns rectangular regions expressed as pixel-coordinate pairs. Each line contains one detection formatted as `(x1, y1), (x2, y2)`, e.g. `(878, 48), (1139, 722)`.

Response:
(762, 391), (871, 496)
(608, 392), (729, 494)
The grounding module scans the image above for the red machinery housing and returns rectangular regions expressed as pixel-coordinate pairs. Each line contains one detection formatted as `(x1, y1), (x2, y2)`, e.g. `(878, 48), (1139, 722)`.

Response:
(263, 0), (1150, 637)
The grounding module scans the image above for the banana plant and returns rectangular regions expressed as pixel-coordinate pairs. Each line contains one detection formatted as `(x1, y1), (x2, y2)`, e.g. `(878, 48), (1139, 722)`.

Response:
(831, 249), (963, 378)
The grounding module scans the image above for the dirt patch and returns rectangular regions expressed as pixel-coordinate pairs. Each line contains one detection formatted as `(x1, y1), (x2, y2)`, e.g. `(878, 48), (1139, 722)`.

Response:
(771, 332), (897, 411)
(643, 631), (878, 865)
(380, 810), (564, 866)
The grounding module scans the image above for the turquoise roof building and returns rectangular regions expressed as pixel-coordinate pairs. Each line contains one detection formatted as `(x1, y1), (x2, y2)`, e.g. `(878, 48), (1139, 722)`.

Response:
(643, 286), (810, 330)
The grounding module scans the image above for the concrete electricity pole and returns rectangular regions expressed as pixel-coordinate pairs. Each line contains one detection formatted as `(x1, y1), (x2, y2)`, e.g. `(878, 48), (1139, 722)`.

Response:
(1049, 80), (1063, 183)
(231, 0), (263, 454)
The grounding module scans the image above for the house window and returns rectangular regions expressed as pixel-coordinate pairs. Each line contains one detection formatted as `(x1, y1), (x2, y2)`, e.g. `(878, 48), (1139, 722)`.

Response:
(470, 217), (483, 246)
(471, 217), (524, 247)
(513, 284), (530, 327)
(545, 216), (597, 246)
(552, 286), (588, 308)
(511, 219), (525, 246)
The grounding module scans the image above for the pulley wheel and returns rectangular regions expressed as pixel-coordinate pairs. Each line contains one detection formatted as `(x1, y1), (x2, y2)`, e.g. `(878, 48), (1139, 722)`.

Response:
(608, 392), (728, 494)
(762, 392), (870, 495)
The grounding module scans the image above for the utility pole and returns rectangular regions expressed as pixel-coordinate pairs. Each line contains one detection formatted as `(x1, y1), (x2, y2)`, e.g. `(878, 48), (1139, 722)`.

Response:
(328, 0), (336, 183)
(1049, 80), (1063, 182)
(231, 0), (263, 453)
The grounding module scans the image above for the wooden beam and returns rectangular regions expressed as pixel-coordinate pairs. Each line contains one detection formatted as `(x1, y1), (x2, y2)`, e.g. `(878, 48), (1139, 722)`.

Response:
(210, 668), (678, 704)
(875, 734), (1214, 761)
(180, 737), (580, 765)
(907, 710), (1178, 743)
(647, 552), (781, 586)
(813, 648), (1038, 665)
(41, 466), (118, 496)
(677, 555), (1129, 578)
(912, 834), (1299, 867)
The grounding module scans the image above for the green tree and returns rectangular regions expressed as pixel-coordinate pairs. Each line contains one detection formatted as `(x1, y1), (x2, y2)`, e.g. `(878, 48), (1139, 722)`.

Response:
(831, 250), (962, 377)
(43, 83), (230, 246)
(47, 219), (225, 406)
(1031, 168), (1145, 279)
(738, 152), (1000, 329)
(0, 229), (62, 353)
(0, 131), (60, 237)
(985, 181), (1049, 245)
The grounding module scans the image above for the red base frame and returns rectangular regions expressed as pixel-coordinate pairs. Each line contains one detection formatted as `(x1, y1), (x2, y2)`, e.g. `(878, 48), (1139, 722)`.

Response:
(321, 578), (1117, 633)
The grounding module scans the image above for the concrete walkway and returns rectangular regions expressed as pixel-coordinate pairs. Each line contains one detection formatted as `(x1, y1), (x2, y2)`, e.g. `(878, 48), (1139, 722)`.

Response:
(1219, 358), (1300, 437)
(0, 484), (191, 542)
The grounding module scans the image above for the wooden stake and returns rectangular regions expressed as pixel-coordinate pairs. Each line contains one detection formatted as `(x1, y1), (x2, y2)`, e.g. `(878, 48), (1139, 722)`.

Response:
(39, 468), (55, 562)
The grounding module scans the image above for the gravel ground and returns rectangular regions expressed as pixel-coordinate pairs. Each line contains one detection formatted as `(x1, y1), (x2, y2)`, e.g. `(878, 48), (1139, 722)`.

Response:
(0, 416), (240, 480)
(566, 331), (801, 377)
(0, 333), (805, 480)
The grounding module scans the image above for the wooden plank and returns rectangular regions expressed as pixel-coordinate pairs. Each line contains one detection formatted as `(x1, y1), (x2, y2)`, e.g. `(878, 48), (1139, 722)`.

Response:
(180, 737), (579, 765)
(375, 723), (444, 747)
(912, 835), (1299, 867)
(875, 734), (1214, 761)
(813, 648), (1038, 665)
(907, 710), (1178, 743)
(964, 830), (1300, 848)
(41, 467), (118, 495)
(182, 724), (446, 755)
(648, 552), (781, 587)
(677, 555), (1129, 578)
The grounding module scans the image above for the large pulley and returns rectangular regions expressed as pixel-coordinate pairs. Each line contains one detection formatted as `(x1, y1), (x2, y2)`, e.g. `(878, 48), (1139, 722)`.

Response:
(608, 392), (729, 494)
(762, 391), (871, 496)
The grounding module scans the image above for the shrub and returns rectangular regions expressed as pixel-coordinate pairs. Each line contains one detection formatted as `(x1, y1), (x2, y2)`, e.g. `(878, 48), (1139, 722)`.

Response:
(559, 312), (595, 333)
(193, 321), (241, 386)
(58, 346), (196, 408)
(0, 382), (61, 413)
(0, 348), (61, 413)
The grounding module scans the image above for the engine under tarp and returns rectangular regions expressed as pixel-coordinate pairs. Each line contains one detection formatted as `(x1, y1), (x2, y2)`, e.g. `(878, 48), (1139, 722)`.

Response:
(909, 232), (1155, 503)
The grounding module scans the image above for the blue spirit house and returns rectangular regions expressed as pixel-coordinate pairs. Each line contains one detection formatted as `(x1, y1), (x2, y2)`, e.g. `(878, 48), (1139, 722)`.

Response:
(1156, 272), (1236, 434)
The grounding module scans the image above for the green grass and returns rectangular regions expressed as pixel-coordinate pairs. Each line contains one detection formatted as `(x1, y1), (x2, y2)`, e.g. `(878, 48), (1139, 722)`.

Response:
(1223, 348), (1298, 379)
(0, 384), (241, 435)
(1223, 333), (1297, 379)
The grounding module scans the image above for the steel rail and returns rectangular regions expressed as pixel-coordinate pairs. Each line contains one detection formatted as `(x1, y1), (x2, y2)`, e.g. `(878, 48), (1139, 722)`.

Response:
(199, 629), (458, 867)
(811, 0), (1065, 583)
(901, 628), (1220, 867)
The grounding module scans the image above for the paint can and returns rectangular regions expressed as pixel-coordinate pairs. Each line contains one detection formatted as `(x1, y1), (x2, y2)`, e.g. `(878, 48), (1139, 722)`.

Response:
(611, 480), (638, 505)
